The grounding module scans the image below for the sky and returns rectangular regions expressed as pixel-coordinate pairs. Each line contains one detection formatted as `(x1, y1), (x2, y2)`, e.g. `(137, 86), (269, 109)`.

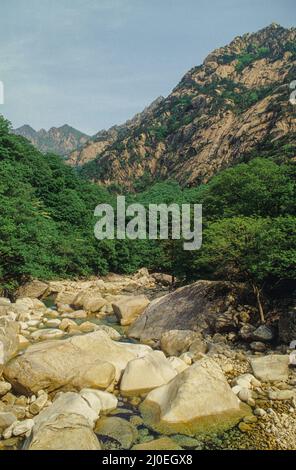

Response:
(0, 0), (295, 135)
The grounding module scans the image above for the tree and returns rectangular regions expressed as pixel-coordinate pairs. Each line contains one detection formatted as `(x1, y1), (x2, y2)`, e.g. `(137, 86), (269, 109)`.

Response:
(192, 216), (296, 323)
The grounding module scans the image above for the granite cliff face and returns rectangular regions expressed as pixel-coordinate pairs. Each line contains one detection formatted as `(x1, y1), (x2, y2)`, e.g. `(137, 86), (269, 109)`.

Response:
(66, 97), (164, 166)
(78, 24), (296, 189)
(13, 124), (90, 156)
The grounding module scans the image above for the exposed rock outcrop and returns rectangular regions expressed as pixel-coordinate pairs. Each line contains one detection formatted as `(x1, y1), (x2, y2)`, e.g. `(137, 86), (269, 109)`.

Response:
(128, 280), (247, 343)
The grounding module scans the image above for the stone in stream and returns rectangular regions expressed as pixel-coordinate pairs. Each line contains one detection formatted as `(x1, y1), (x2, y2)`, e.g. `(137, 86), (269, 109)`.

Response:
(250, 355), (290, 382)
(132, 437), (182, 451)
(4, 330), (151, 394)
(59, 318), (77, 331)
(112, 295), (150, 326)
(30, 328), (65, 341)
(25, 392), (102, 450)
(140, 357), (250, 436)
(83, 296), (107, 314)
(44, 319), (61, 328)
(120, 351), (177, 396)
(61, 310), (87, 319)
(94, 416), (138, 449)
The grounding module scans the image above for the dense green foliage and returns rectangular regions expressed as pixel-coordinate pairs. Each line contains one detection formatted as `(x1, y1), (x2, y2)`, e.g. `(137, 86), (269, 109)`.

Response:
(0, 115), (295, 304)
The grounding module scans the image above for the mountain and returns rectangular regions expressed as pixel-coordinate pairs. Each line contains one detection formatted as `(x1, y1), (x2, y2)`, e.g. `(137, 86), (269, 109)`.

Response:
(78, 24), (296, 190)
(13, 124), (90, 156)
(66, 96), (164, 166)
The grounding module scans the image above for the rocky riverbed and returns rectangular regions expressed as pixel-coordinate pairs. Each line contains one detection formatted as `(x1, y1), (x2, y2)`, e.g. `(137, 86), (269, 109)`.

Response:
(0, 269), (296, 450)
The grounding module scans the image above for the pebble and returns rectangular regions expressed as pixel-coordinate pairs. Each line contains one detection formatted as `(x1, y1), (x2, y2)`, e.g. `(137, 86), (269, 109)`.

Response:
(250, 342), (267, 352)
(12, 419), (34, 437)
(179, 352), (193, 365)
(268, 390), (295, 401)
(238, 422), (253, 433)
(254, 408), (266, 417)
(0, 381), (12, 396)
(29, 393), (48, 415)
(238, 388), (253, 403)
(44, 319), (61, 328)
(243, 415), (258, 424)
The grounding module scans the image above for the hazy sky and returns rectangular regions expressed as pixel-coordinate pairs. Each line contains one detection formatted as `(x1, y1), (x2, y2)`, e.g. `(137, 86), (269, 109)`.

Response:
(0, 0), (295, 134)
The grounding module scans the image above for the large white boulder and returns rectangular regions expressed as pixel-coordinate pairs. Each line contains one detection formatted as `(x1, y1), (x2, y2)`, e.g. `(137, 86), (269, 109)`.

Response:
(112, 295), (150, 326)
(26, 392), (101, 450)
(140, 357), (249, 436)
(120, 351), (177, 396)
(4, 330), (151, 394)
(250, 355), (290, 382)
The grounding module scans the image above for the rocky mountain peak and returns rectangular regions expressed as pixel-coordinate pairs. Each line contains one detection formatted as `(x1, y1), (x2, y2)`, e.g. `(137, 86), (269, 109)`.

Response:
(76, 24), (295, 190)
(13, 124), (90, 156)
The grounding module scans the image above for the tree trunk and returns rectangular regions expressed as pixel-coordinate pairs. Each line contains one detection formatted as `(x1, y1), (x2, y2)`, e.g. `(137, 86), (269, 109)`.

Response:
(253, 284), (265, 324)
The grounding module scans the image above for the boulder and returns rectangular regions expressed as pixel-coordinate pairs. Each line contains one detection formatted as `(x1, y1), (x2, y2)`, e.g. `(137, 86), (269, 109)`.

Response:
(250, 341), (267, 352)
(83, 296), (107, 313)
(61, 310), (87, 319)
(0, 381), (12, 396)
(168, 356), (189, 374)
(95, 417), (138, 449)
(250, 355), (289, 382)
(17, 280), (48, 299)
(4, 331), (151, 394)
(112, 295), (150, 326)
(29, 393), (48, 415)
(120, 351), (177, 396)
(214, 311), (237, 333)
(239, 324), (256, 342)
(26, 392), (101, 450)
(55, 290), (77, 306)
(140, 357), (249, 436)
(129, 280), (246, 342)
(151, 273), (173, 286)
(0, 318), (19, 375)
(80, 389), (118, 413)
(59, 318), (77, 331)
(95, 325), (121, 341)
(0, 412), (17, 433)
(268, 390), (294, 401)
(160, 330), (200, 356)
(44, 319), (61, 328)
(252, 325), (274, 342)
(12, 419), (34, 437)
(30, 329), (65, 341)
(18, 335), (30, 351)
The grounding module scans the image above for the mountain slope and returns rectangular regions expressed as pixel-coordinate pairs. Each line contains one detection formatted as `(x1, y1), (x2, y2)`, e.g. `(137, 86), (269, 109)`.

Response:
(13, 124), (90, 156)
(79, 24), (296, 190)
(66, 96), (164, 166)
